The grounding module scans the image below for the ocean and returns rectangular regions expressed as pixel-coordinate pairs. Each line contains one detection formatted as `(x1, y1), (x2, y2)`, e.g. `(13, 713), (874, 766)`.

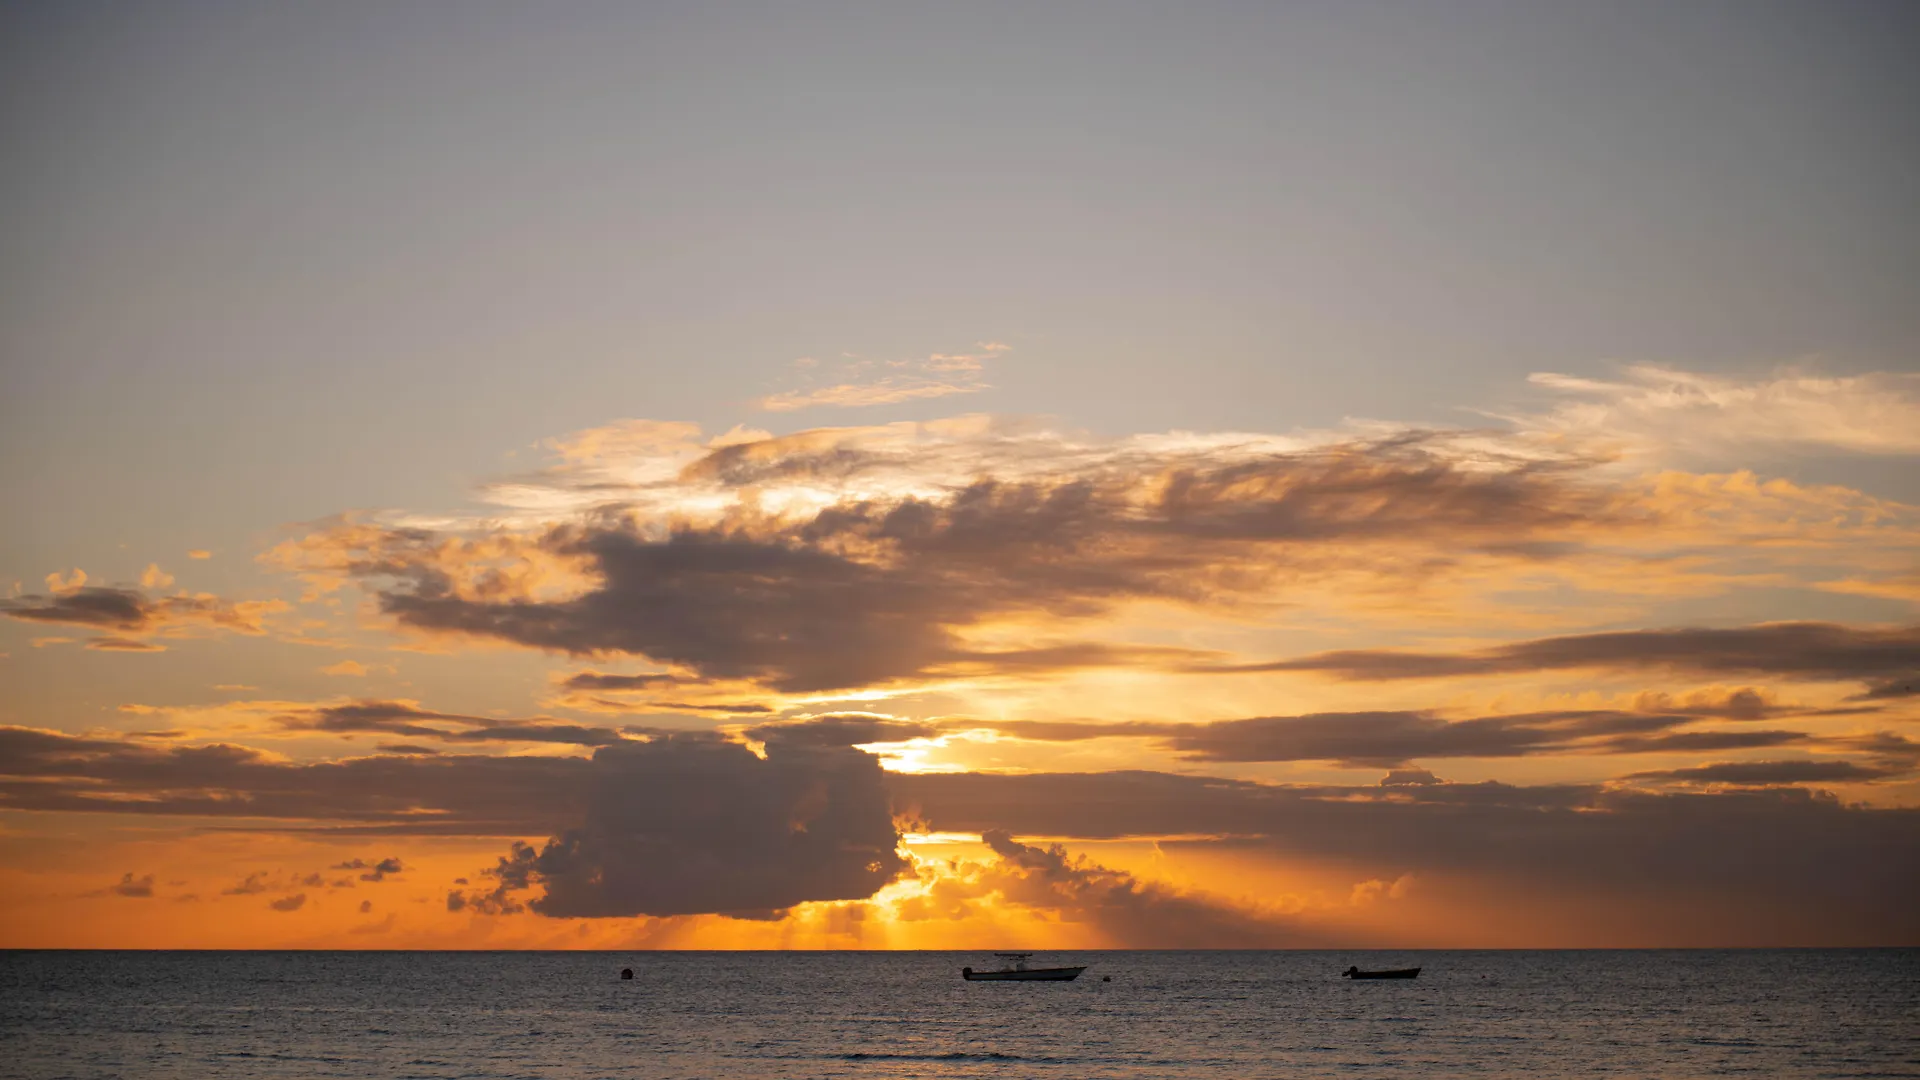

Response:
(2, 950), (1916, 1078)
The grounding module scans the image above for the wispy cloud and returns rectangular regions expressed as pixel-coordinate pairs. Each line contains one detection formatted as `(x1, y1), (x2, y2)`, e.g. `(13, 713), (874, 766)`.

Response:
(1212, 622), (1920, 694)
(754, 343), (1008, 413)
(1501, 365), (1920, 460)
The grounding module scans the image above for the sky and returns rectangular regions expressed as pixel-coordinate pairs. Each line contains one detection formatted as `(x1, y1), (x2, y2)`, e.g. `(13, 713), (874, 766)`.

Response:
(2, 0), (1918, 949)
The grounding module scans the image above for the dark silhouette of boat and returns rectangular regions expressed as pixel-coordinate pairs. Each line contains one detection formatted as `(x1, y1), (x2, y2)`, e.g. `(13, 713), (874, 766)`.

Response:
(1344, 965), (1421, 979)
(962, 953), (1087, 981)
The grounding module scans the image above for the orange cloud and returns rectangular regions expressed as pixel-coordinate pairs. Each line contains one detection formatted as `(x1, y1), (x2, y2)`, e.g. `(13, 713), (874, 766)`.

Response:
(754, 343), (1006, 412)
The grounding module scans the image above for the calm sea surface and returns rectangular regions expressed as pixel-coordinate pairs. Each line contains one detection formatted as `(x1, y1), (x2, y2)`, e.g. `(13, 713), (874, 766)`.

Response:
(2, 950), (1916, 1079)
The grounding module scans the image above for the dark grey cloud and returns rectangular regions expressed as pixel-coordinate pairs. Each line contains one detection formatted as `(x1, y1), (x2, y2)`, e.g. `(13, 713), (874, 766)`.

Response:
(319, 435), (1626, 692)
(889, 768), (1601, 841)
(222, 872), (269, 895)
(560, 672), (686, 692)
(0, 586), (272, 636)
(109, 872), (154, 898)
(892, 771), (1920, 943)
(1627, 760), (1897, 785)
(278, 700), (637, 748)
(963, 830), (1315, 948)
(6, 725), (1914, 938)
(333, 856), (404, 881)
(746, 714), (941, 749)
(954, 706), (1858, 769)
(381, 529), (962, 693)
(1, 588), (149, 629)
(1160, 710), (1669, 767)
(268, 893), (306, 912)
(451, 736), (908, 918)
(0, 726), (590, 833)
(1593, 730), (1812, 754)
(1228, 623), (1920, 687)
(1855, 675), (1920, 700)
(85, 637), (166, 652)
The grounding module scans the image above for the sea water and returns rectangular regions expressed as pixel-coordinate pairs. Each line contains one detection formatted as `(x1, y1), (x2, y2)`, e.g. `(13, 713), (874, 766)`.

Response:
(2, 950), (1916, 1078)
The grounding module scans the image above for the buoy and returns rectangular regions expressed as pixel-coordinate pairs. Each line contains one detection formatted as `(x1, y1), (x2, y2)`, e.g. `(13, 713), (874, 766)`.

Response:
(620, 968), (633, 980)
(1102, 976), (1111, 982)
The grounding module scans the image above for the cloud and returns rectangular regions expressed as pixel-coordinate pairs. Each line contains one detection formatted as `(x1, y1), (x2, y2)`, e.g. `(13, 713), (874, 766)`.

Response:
(0, 585), (285, 640)
(223, 872), (270, 895)
(5, 723), (1914, 941)
(757, 379), (986, 412)
(5, 588), (148, 628)
(297, 430), (1631, 693)
(140, 564), (175, 589)
(85, 637), (167, 652)
(187, 550), (212, 560)
(1349, 874), (1414, 906)
(274, 699), (638, 748)
(0, 725), (590, 834)
(891, 771), (1920, 943)
(755, 343), (1006, 413)
(1504, 366), (1920, 460)
(954, 830), (1313, 947)
(322, 660), (369, 677)
(334, 856), (405, 881)
(747, 714), (942, 749)
(560, 672), (684, 692)
(1626, 760), (1897, 785)
(551, 672), (777, 714)
(1159, 711), (1672, 767)
(953, 693), (1874, 768)
(1229, 622), (1920, 690)
(110, 873), (155, 898)
(451, 735), (907, 918)
(269, 893), (307, 912)
(1855, 675), (1920, 701)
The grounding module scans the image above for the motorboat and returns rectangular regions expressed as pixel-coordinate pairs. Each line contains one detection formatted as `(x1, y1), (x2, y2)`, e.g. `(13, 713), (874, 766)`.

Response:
(1343, 965), (1420, 979)
(961, 953), (1087, 981)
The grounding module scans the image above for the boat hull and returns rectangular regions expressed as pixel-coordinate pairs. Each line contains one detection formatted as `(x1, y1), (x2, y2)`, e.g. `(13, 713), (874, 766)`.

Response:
(962, 966), (1087, 981)
(1345, 967), (1420, 980)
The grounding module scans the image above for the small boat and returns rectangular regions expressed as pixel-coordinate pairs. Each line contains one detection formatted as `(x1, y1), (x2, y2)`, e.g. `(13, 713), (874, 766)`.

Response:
(962, 953), (1087, 982)
(1343, 965), (1420, 980)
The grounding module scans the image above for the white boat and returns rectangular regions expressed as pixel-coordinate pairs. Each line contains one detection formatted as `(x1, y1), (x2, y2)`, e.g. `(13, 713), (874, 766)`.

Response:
(961, 953), (1087, 981)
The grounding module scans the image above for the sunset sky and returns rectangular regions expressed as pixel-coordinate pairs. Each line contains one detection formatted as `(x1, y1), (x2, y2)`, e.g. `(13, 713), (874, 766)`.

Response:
(3, 1), (1917, 949)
